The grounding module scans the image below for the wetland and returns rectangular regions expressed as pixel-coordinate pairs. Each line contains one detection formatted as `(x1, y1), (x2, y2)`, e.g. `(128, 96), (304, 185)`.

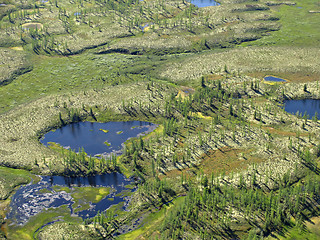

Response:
(7, 172), (135, 225)
(0, 0), (320, 238)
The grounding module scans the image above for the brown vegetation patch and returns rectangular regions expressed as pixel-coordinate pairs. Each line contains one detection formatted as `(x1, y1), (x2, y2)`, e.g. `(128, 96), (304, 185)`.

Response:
(21, 22), (43, 30)
(262, 126), (310, 138)
(306, 216), (320, 234)
(159, 168), (193, 180)
(205, 74), (224, 81)
(199, 147), (265, 175)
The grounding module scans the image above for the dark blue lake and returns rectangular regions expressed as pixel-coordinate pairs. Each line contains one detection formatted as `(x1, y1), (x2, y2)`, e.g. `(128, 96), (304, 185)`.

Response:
(264, 76), (287, 82)
(190, 0), (220, 7)
(283, 99), (320, 119)
(41, 121), (157, 157)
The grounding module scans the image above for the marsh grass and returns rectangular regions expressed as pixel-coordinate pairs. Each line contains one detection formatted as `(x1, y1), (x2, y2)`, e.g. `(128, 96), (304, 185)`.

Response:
(7, 205), (83, 240)
(0, 167), (31, 200)
(0, 48), (32, 86)
(0, 52), (144, 114)
(244, 0), (320, 47)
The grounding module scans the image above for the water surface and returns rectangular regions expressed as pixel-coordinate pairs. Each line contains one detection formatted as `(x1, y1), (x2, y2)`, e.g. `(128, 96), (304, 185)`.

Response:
(283, 99), (320, 119)
(264, 76), (287, 82)
(190, 0), (220, 7)
(7, 173), (135, 225)
(41, 121), (157, 157)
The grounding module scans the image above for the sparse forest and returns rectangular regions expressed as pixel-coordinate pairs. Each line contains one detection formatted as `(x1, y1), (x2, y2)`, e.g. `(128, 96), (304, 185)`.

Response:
(0, 0), (319, 238)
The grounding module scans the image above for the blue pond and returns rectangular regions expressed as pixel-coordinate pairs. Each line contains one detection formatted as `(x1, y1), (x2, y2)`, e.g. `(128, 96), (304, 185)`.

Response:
(283, 99), (320, 119)
(190, 0), (220, 7)
(7, 173), (135, 225)
(264, 76), (287, 82)
(41, 121), (157, 158)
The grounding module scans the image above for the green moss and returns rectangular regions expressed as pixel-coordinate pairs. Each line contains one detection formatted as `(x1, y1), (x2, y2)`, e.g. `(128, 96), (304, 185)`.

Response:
(73, 203), (91, 213)
(124, 184), (136, 190)
(99, 129), (109, 133)
(36, 221), (102, 240)
(115, 190), (132, 198)
(52, 186), (71, 193)
(7, 205), (82, 240)
(37, 188), (52, 194)
(0, 166), (32, 200)
(117, 197), (185, 240)
(242, 0), (320, 47)
(71, 186), (111, 205)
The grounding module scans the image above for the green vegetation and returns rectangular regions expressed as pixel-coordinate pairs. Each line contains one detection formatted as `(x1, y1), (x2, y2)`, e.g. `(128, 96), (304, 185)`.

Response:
(0, 167), (31, 200)
(100, 129), (109, 133)
(71, 186), (112, 206)
(242, 0), (320, 47)
(7, 205), (82, 240)
(0, 0), (319, 238)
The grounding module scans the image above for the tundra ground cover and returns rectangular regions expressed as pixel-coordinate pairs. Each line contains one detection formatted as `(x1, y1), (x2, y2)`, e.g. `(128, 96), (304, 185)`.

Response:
(0, 0), (320, 238)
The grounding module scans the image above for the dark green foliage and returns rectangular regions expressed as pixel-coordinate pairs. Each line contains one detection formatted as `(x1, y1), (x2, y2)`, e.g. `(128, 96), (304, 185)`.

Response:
(201, 76), (206, 88)
(160, 173), (320, 239)
(59, 112), (64, 125)
(163, 118), (178, 136)
(61, 147), (116, 176)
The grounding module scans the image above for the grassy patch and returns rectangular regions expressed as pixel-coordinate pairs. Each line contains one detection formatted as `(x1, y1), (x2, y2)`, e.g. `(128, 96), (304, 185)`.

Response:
(117, 196), (185, 240)
(0, 166), (31, 200)
(52, 186), (71, 193)
(267, 216), (320, 240)
(243, 0), (320, 47)
(199, 147), (265, 176)
(7, 205), (82, 240)
(71, 186), (112, 205)
(0, 53), (141, 114)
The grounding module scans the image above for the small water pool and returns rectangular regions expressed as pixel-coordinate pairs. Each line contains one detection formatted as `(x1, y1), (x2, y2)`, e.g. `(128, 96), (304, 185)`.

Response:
(139, 23), (153, 32)
(283, 99), (320, 119)
(264, 76), (287, 83)
(190, 0), (220, 7)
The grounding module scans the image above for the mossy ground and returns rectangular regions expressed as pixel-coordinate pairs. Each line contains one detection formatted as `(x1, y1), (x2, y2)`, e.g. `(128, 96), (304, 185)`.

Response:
(71, 186), (112, 207)
(0, 167), (31, 200)
(243, 0), (320, 47)
(7, 205), (82, 240)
